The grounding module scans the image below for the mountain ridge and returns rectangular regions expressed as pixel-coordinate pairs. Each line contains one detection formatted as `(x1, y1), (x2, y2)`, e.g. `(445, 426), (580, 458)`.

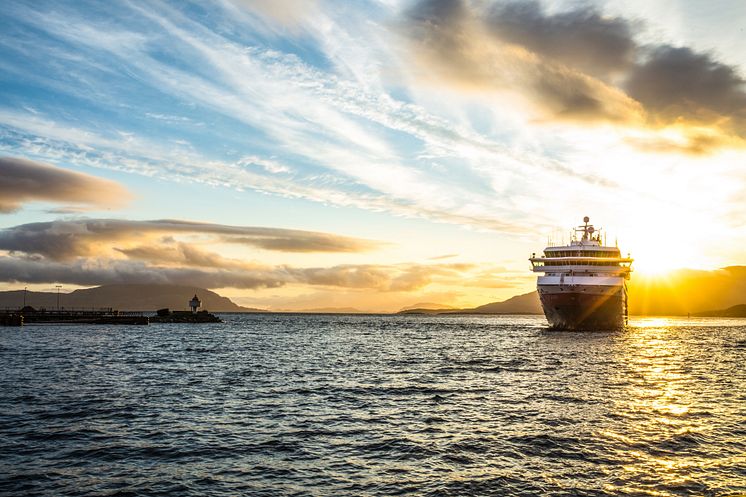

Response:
(398, 265), (746, 316)
(0, 284), (264, 312)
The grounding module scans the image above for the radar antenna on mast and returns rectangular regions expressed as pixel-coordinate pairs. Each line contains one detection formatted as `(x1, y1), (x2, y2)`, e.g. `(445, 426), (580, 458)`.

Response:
(576, 216), (592, 241)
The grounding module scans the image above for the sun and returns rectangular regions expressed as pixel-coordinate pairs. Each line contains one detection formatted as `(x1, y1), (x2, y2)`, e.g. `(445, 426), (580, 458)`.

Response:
(623, 230), (702, 276)
(631, 247), (682, 275)
(618, 217), (704, 276)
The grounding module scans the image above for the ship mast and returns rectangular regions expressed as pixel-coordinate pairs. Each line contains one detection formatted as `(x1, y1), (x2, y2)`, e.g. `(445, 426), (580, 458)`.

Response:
(575, 216), (593, 242)
(572, 216), (603, 244)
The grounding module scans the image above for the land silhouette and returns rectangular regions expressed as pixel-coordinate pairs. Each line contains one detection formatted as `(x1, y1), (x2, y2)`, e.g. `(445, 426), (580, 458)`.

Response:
(0, 285), (261, 313)
(403, 266), (746, 317)
(1, 266), (744, 316)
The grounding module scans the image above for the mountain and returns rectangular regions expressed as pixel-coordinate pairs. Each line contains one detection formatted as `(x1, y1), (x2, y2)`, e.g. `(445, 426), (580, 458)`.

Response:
(398, 308), (447, 315)
(398, 291), (542, 315)
(0, 284), (265, 312)
(467, 291), (542, 314)
(694, 304), (746, 318)
(628, 266), (746, 315)
(439, 266), (746, 317)
(399, 302), (455, 312)
(297, 307), (364, 313)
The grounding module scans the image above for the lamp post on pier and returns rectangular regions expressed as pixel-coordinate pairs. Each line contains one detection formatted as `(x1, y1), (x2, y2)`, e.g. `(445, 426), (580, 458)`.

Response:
(55, 285), (62, 311)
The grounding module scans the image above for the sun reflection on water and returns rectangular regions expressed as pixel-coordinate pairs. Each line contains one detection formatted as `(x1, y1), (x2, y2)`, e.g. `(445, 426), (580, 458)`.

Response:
(604, 322), (744, 493)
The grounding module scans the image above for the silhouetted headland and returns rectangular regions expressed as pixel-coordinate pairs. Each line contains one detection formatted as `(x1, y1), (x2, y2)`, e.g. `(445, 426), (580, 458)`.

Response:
(0, 284), (261, 312)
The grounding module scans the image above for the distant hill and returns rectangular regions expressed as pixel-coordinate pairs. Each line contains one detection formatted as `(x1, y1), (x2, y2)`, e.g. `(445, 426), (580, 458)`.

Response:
(628, 266), (746, 315)
(0, 284), (265, 312)
(694, 304), (746, 318)
(467, 291), (542, 314)
(298, 307), (364, 314)
(405, 265), (746, 317)
(399, 302), (455, 311)
(398, 291), (542, 315)
(398, 307), (447, 315)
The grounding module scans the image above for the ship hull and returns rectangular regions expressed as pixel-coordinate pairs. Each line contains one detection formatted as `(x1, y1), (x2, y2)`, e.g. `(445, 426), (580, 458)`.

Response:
(538, 285), (626, 330)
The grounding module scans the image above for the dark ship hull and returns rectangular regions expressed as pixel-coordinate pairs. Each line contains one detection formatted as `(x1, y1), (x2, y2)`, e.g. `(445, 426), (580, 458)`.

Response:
(538, 285), (626, 330)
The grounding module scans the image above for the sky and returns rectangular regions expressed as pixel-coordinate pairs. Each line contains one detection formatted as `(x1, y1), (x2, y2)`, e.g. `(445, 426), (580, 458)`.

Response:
(0, 0), (745, 312)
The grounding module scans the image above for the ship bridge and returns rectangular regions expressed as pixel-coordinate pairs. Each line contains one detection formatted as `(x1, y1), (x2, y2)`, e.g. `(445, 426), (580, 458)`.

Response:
(529, 217), (632, 278)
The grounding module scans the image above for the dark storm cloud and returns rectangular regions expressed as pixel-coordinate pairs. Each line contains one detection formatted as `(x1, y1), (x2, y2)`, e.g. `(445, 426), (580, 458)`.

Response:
(0, 157), (131, 213)
(407, 0), (465, 25)
(405, 0), (746, 150)
(488, 1), (637, 78)
(626, 45), (746, 125)
(0, 219), (380, 260)
(405, 0), (477, 84)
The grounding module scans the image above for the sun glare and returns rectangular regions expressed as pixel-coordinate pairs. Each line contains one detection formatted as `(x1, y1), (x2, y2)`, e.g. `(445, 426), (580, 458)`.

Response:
(630, 247), (683, 276)
(621, 218), (706, 276)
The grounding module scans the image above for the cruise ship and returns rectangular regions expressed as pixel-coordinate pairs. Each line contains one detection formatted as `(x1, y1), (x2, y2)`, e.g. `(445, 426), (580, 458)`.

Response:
(530, 217), (633, 330)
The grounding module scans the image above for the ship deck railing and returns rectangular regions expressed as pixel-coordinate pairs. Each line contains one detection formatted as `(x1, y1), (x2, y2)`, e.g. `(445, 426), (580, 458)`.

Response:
(530, 256), (633, 263)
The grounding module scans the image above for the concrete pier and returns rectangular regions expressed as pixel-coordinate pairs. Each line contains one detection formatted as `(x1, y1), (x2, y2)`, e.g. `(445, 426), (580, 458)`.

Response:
(0, 309), (148, 326)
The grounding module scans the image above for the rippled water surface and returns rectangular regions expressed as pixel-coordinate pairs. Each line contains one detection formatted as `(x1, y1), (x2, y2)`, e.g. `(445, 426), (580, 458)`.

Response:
(2, 314), (746, 496)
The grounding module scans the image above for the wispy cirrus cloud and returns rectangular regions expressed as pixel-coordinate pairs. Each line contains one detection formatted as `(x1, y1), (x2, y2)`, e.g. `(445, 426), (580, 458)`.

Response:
(0, 0), (620, 235)
(227, 0), (320, 29)
(0, 156), (131, 213)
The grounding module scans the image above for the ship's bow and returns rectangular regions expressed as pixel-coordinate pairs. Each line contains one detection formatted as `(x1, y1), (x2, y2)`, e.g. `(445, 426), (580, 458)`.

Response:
(539, 285), (626, 330)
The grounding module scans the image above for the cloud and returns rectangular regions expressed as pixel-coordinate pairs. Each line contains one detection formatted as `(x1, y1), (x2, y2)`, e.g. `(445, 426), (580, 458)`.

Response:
(487, 1), (637, 78)
(625, 45), (746, 128)
(229, 0), (319, 28)
(114, 243), (256, 271)
(115, 241), (480, 292)
(405, 0), (746, 152)
(0, 256), (286, 289)
(0, 214), (514, 296)
(0, 218), (380, 260)
(0, 2), (618, 234)
(115, 241), (476, 291)
(284, 262), (474, 291)
(0, 156), (131, 213)
(0, 215), (487, 292)
(0, 252), (480, 292)
(405, 0), (643, 123)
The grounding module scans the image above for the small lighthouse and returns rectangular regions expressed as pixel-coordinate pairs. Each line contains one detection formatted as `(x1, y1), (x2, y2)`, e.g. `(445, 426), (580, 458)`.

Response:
(189, 294), (201, 313)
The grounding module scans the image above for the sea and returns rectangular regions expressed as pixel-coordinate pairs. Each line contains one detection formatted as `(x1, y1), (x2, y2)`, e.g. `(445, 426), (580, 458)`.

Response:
(1, 314), (745, 496)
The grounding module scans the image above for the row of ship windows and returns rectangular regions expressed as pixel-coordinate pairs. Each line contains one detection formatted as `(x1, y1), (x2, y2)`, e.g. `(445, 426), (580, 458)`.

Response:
(548, 274), (600, 277)
(534, 261), (621, 266)
(544, 251), (619, 258)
